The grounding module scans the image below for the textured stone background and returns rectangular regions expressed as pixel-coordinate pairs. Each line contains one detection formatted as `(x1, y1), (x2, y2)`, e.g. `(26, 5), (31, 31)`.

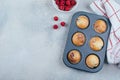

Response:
(0, 0), (120, 80)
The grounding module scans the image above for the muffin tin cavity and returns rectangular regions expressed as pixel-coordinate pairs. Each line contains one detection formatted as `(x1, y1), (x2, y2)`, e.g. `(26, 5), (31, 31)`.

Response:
(63, 11), (111, 73)
(67, 50), (81, 64)
(72, 32), (86, 46)
(94, 19), (107, 33)
(76, 15), (89, 29)
(85, 54), (100, 69)
(89, 36), (104, 51)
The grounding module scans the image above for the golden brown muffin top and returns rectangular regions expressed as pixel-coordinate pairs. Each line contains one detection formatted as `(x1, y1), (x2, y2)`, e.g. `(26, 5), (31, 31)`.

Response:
(86, 54), (99, 68)
(72, 32), (86, 46)
(68, 50), (81, 64)
(89, 36), (104, 51)
(94, 20), (107, 33)
(76, 16), (89, 29)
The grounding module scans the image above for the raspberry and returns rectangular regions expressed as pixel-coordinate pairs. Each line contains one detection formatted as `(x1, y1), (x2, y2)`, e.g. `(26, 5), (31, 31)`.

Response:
(59, 6), (65, 10)
(71, 0), (76, 6)
(59, 1), (65, 6)
(65, 6), (71, 11)
(55, 0), (77, 11)
(60, 21), (66, 26)
(66, 0), (71, 6)
(59, 0), (64, 1)
(53, 24), (58, 29)
(55, 0), (59, 5)
(54, 16), (59, 21)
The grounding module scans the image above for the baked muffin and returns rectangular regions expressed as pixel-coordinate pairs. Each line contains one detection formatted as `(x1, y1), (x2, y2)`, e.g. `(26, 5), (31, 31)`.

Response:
(94, 20), (107, 33)
(89, 36), (104, 51)
(68, 50), (81, 64)
(72, 32), (86, 46)
(76, 16), (89, 29)
(86, 54), (99, 68)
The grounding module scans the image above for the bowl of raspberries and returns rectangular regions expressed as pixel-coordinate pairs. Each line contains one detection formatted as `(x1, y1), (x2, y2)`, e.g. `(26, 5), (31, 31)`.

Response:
(52, 0), (78, 12)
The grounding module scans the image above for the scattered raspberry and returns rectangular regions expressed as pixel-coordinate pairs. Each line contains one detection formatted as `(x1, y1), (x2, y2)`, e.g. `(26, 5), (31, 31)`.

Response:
(53, 24), (59, 29)
(54, 16), (59, 21)
(60, 21), (66, 27)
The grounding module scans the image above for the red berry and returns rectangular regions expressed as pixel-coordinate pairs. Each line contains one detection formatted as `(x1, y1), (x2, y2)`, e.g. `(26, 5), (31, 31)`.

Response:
(59, 1), (65, 6)
(66, 0), (71, 6)
(59, 0), (64, 2)
(59, 6), (65, 10)
(55, 0), (76, 11)
(71, 0), (76, 6)
(53, 24), (58, 29)
(54, 16), (58, 21)
(55, 0), (59, 5)
(65, 6), (71, 11)
(60, 22), (66, 26)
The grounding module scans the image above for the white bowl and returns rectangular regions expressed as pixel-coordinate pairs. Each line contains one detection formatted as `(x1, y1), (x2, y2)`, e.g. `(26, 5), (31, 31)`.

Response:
(52, 0), (79, 13)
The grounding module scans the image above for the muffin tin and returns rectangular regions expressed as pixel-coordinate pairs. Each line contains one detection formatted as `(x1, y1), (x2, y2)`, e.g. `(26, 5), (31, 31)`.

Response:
(63, 11), (111, 73)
